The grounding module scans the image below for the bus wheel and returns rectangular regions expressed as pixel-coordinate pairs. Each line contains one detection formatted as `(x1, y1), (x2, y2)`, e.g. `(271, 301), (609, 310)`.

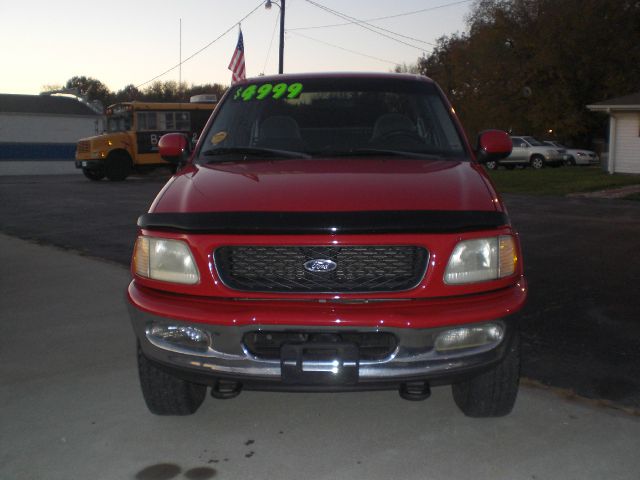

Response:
(105, 151), (132, 181)
(82, 167), (105, 181)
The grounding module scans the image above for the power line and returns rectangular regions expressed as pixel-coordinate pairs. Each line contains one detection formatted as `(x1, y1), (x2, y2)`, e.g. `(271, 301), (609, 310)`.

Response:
(288, 31), (401, 66)
(135, 1), (264, 89)
(302, 0), (434, 50)
(289, 0), (473, 31)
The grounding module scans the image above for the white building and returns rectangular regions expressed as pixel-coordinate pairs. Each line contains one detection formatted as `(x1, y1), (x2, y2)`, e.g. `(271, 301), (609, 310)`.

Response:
(587, 92), (640, 174)
(0, 94), (104, 160)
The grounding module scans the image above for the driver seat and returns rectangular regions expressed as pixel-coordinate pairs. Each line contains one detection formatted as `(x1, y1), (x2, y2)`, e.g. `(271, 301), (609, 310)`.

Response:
(370, 113), (416, 140)
(256, 115), (305, 151)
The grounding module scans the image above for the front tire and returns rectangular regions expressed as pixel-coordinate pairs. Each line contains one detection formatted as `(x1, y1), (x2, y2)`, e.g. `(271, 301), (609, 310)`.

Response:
(452, 332), (520, 417)
(105, 151), (132, 181)
(530, 155), (545, 169)
(137, 344), (207, 415)
(485, 160), (498, 170)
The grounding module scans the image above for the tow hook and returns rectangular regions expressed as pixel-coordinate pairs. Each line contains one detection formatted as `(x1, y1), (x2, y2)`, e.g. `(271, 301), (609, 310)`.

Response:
(399, 381), (431, 401)
(211, 379), (243, 399)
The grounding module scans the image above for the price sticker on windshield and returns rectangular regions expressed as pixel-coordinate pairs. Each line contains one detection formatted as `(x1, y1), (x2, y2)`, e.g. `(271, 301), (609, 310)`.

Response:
(233, 82), (303, 101)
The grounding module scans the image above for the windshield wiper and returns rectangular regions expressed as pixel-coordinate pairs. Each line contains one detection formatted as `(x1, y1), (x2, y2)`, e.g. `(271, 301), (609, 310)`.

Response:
(201, 146), (311, 161)
(314, 148), (445, 160)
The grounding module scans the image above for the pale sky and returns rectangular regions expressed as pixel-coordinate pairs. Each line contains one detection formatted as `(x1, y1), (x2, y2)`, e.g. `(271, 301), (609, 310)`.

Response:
(0, 0), (473, 95)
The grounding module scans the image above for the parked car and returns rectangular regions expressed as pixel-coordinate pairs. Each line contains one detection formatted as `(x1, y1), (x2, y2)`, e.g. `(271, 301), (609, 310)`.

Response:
(127, 72), (527, 418)
(484, 136), (563, 169)
(543, 141), (600, 166)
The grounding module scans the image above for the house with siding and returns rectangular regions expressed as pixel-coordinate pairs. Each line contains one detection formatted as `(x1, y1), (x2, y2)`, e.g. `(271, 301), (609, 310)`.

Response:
(0, 94), (103, 160)
(587, 92), (640, 174)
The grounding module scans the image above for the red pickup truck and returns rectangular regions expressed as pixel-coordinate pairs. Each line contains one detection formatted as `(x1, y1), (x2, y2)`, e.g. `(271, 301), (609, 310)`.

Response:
(127, 72), (526, 417)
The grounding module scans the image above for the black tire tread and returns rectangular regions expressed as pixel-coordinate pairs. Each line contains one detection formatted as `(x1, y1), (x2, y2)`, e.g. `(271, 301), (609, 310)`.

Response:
(451, 332), (520, 417)
(485, 160), (498, 170)
(137, 345), (206, 416)
(105, 151), (132, 181)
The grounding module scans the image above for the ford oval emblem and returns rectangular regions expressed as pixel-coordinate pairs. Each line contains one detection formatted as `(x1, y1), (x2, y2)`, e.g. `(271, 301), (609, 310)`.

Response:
(304, 259), (337, 272)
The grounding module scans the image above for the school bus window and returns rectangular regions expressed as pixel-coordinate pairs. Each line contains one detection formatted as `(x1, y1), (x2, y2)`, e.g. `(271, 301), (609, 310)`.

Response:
(163, 112), (175, 130)
(107, 112), (132, 132)
(137, 112), (147, 130)
(137, 112), (158, 131)
(176, 112), (190, 131)
(148, 113), (158, 130)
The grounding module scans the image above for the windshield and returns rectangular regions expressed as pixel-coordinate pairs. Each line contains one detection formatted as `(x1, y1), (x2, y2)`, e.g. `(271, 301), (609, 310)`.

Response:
(198, 77), (466, 162)
(523, 136), (545, 146)
(107, 113), (132, 133)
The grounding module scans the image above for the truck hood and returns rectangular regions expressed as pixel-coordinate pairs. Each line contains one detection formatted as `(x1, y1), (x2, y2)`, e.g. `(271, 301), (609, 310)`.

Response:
(150, 157), (499, 213)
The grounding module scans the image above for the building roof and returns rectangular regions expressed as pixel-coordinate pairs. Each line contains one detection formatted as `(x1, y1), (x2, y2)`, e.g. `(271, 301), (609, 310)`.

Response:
(587, 91), (640, 111)
(0, 93), (100, 116)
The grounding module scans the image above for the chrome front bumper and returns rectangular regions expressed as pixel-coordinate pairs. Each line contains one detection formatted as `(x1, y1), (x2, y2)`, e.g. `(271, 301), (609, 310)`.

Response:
(129, 304), (514, 388)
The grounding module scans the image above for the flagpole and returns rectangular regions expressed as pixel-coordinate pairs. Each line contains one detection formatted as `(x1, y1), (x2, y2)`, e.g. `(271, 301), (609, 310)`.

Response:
(179, 18), (182, 87)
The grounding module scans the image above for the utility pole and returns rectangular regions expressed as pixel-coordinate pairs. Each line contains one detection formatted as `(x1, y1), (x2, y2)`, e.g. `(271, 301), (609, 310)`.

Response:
(278, 0), (285, 74)
(266, 0), (285, 74)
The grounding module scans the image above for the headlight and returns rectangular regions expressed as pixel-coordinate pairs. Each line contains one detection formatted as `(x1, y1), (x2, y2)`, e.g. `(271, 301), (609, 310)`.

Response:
(133, 236), (200, 284)
(444, 235), (517, 285)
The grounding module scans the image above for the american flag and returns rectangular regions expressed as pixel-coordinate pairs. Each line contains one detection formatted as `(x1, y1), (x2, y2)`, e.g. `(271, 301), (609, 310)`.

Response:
(228, 28), (246, 84)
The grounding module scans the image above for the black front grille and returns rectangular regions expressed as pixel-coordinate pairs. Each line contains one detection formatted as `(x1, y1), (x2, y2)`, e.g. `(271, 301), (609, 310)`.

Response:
(243, 331), (398, 361)
(214, 245), (428, 293)
(77, 140), (90, 154)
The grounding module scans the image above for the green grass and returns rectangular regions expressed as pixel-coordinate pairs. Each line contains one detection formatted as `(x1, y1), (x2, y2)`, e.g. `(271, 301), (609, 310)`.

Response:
(486, 166), (640, 196)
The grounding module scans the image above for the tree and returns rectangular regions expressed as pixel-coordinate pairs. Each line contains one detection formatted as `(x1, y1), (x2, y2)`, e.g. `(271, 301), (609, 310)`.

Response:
(65, 76), (114, 108)
(140, 81), (228, 102)
(393, 62), (421, 74)
(416, 0), (640, 145)
(186, 83), (227, 101)
(55, 76), (228, 106)
(114, 84), (142, 103)
(40, 84), (64, 93)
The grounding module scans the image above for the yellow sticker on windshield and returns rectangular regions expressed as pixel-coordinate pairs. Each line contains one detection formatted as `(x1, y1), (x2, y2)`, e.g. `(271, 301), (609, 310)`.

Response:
(211, 131), (228, 145)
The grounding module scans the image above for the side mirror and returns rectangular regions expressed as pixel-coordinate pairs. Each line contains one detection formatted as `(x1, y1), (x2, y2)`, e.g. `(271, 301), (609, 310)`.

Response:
(158, 133), (191, 165)
(476, 130), (512, 163)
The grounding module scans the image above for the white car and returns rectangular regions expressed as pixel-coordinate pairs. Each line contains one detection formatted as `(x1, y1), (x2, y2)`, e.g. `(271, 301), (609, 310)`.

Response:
(484, 136), (563, 170)
(543, 141), (600, 166)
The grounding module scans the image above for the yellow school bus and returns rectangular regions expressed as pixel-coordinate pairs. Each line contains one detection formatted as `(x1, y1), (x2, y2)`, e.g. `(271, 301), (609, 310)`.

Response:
(75, 95), (216, 181)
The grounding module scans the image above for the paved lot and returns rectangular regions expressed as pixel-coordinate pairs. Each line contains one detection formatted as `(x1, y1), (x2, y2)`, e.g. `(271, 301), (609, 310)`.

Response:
(505, 194), (640, 409)
(1, 174), (640, 410)
(2, 234), (639, 480)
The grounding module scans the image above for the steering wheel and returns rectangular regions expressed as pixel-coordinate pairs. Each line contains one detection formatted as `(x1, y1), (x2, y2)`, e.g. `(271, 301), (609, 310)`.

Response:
(371, 129), (424, 146)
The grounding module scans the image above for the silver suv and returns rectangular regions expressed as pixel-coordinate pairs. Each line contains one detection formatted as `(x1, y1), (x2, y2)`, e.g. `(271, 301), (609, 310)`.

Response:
(485, 136), (563, 169)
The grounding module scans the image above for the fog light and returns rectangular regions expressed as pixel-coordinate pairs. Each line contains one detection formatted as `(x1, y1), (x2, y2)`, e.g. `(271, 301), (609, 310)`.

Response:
(435, 324), (504, 352)
(146, 324), (211, 354)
